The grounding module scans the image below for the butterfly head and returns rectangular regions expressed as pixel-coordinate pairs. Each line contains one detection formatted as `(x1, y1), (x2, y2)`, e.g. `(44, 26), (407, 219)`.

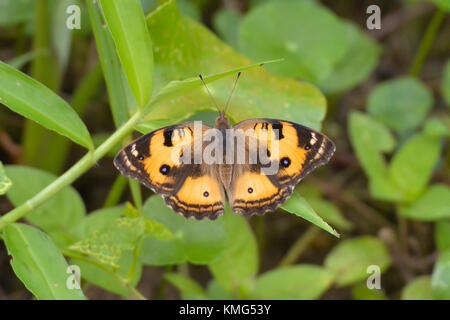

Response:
(215, 111), (231, 128)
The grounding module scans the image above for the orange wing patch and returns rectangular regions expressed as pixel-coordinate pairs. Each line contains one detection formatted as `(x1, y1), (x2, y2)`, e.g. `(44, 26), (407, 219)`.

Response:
(229, 170), (292, 216)
(165, 173), (225, 220)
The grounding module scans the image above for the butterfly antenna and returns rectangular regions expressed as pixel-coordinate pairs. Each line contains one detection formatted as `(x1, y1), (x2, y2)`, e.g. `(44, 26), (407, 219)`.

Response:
(199, 74), (221, 113)
(224, 72), (241, 115)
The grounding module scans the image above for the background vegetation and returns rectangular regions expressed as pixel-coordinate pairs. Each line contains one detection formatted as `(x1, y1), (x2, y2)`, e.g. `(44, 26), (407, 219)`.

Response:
(0, 0), (449, 300)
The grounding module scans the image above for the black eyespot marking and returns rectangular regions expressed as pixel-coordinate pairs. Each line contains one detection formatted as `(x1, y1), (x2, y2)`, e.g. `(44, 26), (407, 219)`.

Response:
(266, 148), (271, 157)
(305, 145), (311, 150)
(248, 187), (253, 193)
(160, 164), (170, 175)
(281, 157), (291, 168)
(203, 191), (209, 197)
(138, 156), (144, 160)
(163, 129), (173, 147)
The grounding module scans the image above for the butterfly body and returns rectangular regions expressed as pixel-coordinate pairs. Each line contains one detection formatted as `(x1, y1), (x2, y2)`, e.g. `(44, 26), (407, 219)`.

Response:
(114, 112), (335, 220)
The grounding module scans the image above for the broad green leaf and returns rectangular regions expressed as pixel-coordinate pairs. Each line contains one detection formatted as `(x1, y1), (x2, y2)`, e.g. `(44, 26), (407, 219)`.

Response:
(71, 251), (142, 298)
(239, 0), (348, 83)
(165, 273), (208, 300)
(213, 8), (242, 49)
(206, 280), (234, 300)
(100, 0), (154, 108)
(399, 185), (450, 221)
(208, 208), (258, 293)
(431, 0), (450, 11)
(432, 249), (450, 299)
(442, 59), (450, 107)
(282, 192), (339, 237)
(352, 284), (387, 300)
(5, 165), (85, 248)
(70, 206), (143, 297)
(367, 77), (433, 133)
(70, 217), (145, 268)
(0, 161), (12, 195)
(319, 22), (381, 94)
(0, 61), (93, 149)
(140, 196), (226, 265)
(389, 128), (446, 200)
(349, 112), (404, 202)
(141, 0), (326, 131)
(402, 276), (433, 300)
(307, 197), (353, 231)
(0, 0), (34, 26)
(250, 265), (335, 300)
(436, 220), (450, 251)
(324, 236), (391, 287)
(4, 223), (86, 300)
(86, 0), (130, 127)
(72, 206), (124, 239)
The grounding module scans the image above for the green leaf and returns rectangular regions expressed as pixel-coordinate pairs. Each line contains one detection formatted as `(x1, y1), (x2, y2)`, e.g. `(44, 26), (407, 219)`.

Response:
(140, 196), (226, 266)
(141, 0), (326, 131)
(389, 128), (446, 200)
(367, 77), (433, 133)
(0, 0), (34, 26)
(307, 197), (353, 231)
(399, 185), (450, 221)
(348, 112), (404, 202)
(71, 251), (142, 298)
(70, 217), (145, 268)
(86, 0), (130, 127)
(431, 0), (450, 11)
(281, 192), (339, 237)
(436, 220), (450, 251)
(208, 208), (258, 293)
(5, 165), (85, 248)
(165, 273), (208, 300)
(70, 206), (143, 297)
(0, 61), (93, 149)
(239, 0), (348, 83)
(250, 265), (334, 300)
(72, 206), (124, 239)
(0, 161), (12, 195)
(324, 236), (391, 287)
(206, 280), (234, 300)
(4, 223), (86, 300)
(352, 284), (387, 300)
(213, 8), (242, 49)
(402, 276), (433, 300)
(319, 22), (381, 95)
(432, 249), (450, 299)
(442, 59), (450, 107)
(100, 0), (154, 108)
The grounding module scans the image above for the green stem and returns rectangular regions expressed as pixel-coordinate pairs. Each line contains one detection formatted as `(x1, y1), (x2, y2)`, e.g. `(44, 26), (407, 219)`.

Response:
(103, 175), (128, 207)
(410, 8), (445, 77)
(129, 179), (143, 212)
(278, 226), (321, 267)
(0, 109), (143, 231)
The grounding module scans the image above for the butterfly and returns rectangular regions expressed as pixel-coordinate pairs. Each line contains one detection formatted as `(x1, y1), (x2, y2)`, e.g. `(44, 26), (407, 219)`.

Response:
(114, 73), (335, 220)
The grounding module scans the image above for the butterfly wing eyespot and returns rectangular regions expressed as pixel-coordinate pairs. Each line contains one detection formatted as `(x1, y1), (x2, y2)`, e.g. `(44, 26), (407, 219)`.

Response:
(114, 122), (226, 220)
(228, 118), (335, 216)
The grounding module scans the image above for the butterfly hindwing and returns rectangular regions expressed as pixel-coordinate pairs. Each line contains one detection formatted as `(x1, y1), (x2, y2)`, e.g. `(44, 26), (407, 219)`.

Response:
(114, 122), (226, 219)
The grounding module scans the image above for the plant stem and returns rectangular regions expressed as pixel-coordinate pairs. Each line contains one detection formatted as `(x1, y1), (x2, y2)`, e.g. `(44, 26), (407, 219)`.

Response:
(410, 8), (445, 77)
(278, 226), (321, 267)
(0, 109), (143, 231)
(103, 175), (128, 207)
